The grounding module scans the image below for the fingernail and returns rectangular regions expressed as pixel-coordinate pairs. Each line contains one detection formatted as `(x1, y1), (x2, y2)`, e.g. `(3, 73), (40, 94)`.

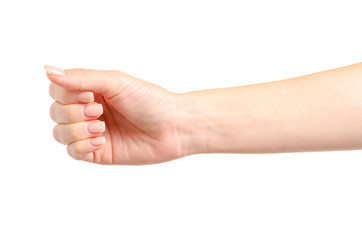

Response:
(90, 137), (106, 146)
(44, 65), (64, 77)
(77, 92), (94, 102)
(84, 104), (103, 117)
(87, 121), (106, 133)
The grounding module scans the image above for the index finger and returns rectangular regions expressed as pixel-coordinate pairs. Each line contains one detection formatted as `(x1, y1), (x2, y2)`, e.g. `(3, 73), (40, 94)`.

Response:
(49, 83), (94, 104)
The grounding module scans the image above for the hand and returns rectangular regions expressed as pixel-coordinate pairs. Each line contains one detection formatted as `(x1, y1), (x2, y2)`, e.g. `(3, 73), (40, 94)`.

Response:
(45, 65), (187, 165)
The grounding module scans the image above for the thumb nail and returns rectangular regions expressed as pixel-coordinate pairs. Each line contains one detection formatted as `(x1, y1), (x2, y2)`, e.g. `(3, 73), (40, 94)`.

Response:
(44, 65), (64, 77)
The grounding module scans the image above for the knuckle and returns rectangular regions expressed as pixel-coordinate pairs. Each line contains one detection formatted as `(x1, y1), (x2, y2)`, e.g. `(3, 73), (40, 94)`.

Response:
(78, 68), (88, 90)
(66, 106), (78, 123)
(49, 84), (54, 98)
(53, 125), (60, 142)
(49, 102), (57, 121)
(67, 144), (83, 160)
(69, 124), (81, 140)
(111, 69), (124, 83)
(83, 153), (94, 163)
(105, 70), (124, 98)
(66, 145), (76, 159)
(74, 143), (83, 155)
(53, 125), (65, 144)
(109, 69), (122, 78)
(49, 84), (69, 103)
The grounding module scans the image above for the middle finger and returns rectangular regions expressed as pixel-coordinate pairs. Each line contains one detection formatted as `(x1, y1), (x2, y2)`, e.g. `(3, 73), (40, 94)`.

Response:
(50, 101), (104, 123)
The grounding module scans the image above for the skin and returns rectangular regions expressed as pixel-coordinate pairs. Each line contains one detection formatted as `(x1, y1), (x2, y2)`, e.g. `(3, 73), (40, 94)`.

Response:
(45, 62), (362, 165)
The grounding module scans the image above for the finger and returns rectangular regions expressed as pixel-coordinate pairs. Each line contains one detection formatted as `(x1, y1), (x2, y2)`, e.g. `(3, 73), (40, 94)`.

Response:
(49, 83), (94, 104)
(44, 65), (128, 98)
(50, 101), (103, 124)
(67, 137), (106, 161)
(53, 120), (106, 145)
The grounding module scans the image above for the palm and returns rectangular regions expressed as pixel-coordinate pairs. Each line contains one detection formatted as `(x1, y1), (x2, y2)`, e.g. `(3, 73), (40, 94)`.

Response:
(93, 89), (184, 165)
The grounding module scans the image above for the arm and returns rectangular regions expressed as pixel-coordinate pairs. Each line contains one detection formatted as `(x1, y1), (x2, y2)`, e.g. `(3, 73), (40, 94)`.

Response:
(180, 62), (362, 155)
(46, 62), (362, 165)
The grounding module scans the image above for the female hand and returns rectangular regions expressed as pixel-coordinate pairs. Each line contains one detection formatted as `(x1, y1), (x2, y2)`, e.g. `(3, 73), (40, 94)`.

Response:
(46, 66), (187, 165)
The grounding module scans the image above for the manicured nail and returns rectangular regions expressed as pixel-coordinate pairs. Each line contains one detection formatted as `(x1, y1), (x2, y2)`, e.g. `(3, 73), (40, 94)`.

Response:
(44, 65), (64, 77)
(84, 104), (103, 117)
(77, 91), (94, 102)
(87, 121), (106, 133)
(90, 137), (106, 146)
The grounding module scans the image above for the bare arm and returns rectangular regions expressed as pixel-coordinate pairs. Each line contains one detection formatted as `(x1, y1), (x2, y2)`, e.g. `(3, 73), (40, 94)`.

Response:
(46, 62), (362, 164)
(180, 62), (362, 155)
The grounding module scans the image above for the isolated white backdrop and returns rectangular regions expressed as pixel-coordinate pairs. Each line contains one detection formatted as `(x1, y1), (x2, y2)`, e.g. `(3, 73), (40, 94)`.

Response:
(0, 0), (361, 239)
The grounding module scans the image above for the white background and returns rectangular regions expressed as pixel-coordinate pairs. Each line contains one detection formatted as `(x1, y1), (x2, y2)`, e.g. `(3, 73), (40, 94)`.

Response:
(1, 0), (362, 239)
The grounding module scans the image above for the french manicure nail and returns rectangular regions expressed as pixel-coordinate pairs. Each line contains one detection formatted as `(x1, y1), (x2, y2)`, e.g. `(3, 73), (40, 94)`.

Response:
(90, 137), (106, 146)
(84, 104), (103, 117)
(44, 65), (64, 76)
(87, 121), (106, 133)
(77, 92), (94, 102)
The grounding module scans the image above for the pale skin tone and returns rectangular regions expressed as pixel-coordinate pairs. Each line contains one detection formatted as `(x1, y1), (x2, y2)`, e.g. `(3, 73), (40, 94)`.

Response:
(45, 62), (362, 165)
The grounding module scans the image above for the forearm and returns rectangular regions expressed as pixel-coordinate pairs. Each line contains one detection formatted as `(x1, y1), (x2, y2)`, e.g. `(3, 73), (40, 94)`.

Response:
(180, 62), (362, 155)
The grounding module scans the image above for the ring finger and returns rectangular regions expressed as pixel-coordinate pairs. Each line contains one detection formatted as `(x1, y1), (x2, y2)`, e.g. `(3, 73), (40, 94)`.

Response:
(53, 120), (106, 145)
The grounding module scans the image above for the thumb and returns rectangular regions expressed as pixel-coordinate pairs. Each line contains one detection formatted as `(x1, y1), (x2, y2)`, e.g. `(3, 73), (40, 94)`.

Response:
(44, 65), (125, 98)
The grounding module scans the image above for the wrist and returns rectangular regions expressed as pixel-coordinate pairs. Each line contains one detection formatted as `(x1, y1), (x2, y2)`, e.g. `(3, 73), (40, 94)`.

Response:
(177, 90), (229, 156)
